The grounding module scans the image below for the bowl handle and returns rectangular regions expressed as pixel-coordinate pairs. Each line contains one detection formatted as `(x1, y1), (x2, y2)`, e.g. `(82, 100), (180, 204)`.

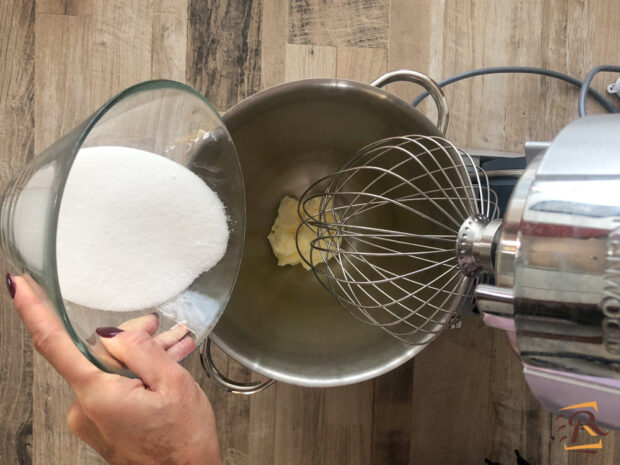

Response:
(200, 339), (276, 394)
(370, 69), (449, 135)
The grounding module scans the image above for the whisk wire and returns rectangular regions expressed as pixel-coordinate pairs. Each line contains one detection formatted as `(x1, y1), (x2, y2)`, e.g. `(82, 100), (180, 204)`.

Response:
(298, 135), (498, 345)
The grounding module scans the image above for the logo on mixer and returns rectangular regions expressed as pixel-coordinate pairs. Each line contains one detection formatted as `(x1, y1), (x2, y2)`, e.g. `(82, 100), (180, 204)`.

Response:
(555, 401), (608, 453)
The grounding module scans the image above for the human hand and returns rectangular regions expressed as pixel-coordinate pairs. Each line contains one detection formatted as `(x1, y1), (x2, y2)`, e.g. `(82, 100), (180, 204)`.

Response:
(89, 311), (196, 371)
(7, 274), (222, 465)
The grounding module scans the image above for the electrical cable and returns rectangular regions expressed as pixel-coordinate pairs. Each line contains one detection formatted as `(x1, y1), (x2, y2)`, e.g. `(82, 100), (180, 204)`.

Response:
(411, 66), (618, 115)
(578, 65), (620, 117)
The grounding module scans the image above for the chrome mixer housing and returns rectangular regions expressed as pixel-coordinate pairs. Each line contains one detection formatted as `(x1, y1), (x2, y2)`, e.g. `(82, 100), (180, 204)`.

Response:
(475, 114), (620, 429)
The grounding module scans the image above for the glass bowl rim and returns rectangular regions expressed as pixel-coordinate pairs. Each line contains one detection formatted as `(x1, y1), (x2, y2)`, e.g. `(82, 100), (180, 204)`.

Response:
(49, 80), (234, 373)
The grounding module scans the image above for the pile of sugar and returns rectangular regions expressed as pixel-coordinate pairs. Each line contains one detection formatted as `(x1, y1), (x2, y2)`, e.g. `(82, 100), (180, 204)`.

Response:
(56, 146), (229, 311)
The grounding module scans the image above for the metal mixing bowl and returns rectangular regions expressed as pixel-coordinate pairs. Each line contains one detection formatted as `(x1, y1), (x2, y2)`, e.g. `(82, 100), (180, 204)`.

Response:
(205, 73), (447, 390)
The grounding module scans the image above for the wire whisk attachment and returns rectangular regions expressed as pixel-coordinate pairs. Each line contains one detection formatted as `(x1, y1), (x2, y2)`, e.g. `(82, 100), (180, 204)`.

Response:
(297, 135), (499, 345)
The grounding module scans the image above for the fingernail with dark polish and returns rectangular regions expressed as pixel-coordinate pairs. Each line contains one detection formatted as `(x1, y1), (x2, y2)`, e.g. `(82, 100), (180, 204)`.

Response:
(6, 273), (15, 299)
(95, 327), (124, 338)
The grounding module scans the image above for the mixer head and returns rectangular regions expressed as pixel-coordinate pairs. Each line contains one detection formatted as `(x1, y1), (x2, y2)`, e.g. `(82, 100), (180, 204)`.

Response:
(298, 135), (499, 345)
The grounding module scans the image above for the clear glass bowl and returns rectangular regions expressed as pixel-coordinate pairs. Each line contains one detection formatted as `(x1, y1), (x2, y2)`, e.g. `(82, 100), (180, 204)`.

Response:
(0, 81), (245, 376)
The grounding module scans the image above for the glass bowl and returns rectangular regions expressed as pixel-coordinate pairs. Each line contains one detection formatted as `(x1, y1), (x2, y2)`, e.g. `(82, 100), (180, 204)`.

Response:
(0, 81), (245, 376)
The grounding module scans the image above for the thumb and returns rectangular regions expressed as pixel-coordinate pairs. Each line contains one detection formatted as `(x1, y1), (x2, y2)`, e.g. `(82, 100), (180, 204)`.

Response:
(98, 329), (189, 391)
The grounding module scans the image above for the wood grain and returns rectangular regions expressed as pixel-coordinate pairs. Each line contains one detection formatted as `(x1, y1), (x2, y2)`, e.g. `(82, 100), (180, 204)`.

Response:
(0, 2), (35, 463)
(188, 0), (262, 112)
(288, 0), (388, 48)
(336, 46), (387, 83)
(371, 361), (414, 465)
(284, 43), (336, 81)
(2, 0), (620, 464)
(387, 0), (433, 107)
(247, 374), (277, 465)
(35, 0), (90, 15)
(409, 318), (495, 464)
(261, 0), (287, 89)
(152, 0), (188, 82)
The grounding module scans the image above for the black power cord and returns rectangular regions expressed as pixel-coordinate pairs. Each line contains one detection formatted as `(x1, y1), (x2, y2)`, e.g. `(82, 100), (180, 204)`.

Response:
(578, 65), (620, 116)
(411, 66), (619, 116)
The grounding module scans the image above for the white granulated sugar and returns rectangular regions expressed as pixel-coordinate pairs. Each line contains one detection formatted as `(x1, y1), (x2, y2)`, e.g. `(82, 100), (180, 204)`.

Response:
(56, 146), (229, 311)
(157, 290), (221, 336)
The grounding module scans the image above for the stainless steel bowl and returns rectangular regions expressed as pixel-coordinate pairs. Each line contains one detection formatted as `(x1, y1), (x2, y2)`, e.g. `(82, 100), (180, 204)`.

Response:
(203, 71), (449, 392)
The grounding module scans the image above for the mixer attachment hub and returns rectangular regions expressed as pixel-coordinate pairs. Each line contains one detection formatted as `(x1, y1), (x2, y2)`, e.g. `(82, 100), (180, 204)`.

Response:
(456, 215), (502, 277)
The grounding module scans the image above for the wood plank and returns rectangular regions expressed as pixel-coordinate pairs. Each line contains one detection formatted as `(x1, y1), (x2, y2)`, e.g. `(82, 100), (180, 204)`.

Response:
(247, 373), (277, 465)
(252, 4), (286, 461)
(409, 317), (494, 465)
(261, 0), (287, 89)
(284, 44), (337, 81)
(32, 13), (98, 465)
(336, 46), (387, 84)
(288, 0), (388, 48)
(152, 0), (188, 81)
(33, 13), (93, 152)
(274, 42), (330, 465)
(181, 349), (276, 465)
(501, 1), (549, 151)
(32, 2), (156, 463)
(0, 4), (35, 465)
(273, 384), (324, 465)
(218, 353), (253, 465)
(371, 361), (414, 465)
(336, 45), (391, 465)
(438, 0), (511, 149)
(87, 1), (153, 101)
(186, 2), (264, 464)
(182, 346), (255, 465)
(318, 383), (374, 465)
(388, 2), (496, 463)
(481, 4), (554, 465)
(465, 4), (551, 464)
(188, 0), (262, 112)
(0, 0), (35, 167)
(387, 0), (434, 109)
(35, 0), (91, 15)
(539, 0), (575, 141)
(485, 330), (551, 465)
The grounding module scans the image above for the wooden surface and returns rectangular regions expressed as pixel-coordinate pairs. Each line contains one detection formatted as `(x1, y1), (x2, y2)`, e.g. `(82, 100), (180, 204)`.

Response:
(1, 0), (619, 464)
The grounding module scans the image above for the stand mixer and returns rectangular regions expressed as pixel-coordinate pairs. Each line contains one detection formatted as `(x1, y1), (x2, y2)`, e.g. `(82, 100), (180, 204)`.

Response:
(299, 111), (620, 430)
